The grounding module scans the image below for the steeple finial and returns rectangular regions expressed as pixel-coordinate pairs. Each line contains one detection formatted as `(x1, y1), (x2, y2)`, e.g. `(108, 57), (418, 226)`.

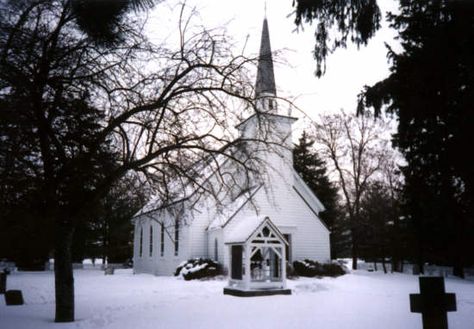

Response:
(264, 1), (267, 18)
(255, 17), (276, 98)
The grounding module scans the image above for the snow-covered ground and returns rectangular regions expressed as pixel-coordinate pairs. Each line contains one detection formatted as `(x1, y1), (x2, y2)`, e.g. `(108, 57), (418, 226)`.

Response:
(1, 268), (473, 329)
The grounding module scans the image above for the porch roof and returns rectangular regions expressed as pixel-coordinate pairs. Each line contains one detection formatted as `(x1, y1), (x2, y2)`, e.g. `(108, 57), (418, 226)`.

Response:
(224, 216), (288, 245)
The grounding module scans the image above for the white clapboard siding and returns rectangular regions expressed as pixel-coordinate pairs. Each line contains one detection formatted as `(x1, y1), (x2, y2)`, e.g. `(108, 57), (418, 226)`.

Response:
(133, 159), (330, 276)
(219, 179), (330, 270)
(132, 211), (193, 276)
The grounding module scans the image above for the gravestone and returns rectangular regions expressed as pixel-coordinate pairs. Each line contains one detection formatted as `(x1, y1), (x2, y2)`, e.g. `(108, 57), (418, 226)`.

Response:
(410, 277), (456, 329)
(5, 290), (24, 305)
(104, 266), (114, 275)
(0, 272), (6, 294)
(412, 264), (420, 275)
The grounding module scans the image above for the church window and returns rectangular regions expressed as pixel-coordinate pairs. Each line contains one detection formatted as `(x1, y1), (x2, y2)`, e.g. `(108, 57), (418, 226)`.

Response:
(214, 238), (218, 261)
(160, 222), (164, 257)
(149, 225), (153, 257)
(139, 227), (143, 258)
(268, 99), (273, 110)
(174, 219), (179, 256)
(283, 234), (292, 263)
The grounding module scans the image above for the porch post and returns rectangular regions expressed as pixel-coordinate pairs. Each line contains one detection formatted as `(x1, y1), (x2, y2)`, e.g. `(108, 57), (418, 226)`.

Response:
(244, 244), (251, 290)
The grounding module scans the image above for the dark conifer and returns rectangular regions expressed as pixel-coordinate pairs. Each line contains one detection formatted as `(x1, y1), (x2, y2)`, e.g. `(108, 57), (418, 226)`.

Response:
(293, 131), (343, 258)
(293, 0), (474, 277)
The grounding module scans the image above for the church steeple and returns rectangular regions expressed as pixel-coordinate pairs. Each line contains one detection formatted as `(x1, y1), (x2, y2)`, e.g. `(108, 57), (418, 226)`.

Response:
(236, 16), (297, 170)
(255, 18), (276, 98)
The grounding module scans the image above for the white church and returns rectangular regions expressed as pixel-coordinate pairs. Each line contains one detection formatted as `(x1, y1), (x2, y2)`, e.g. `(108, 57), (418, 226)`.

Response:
(132, 18), (330, 289)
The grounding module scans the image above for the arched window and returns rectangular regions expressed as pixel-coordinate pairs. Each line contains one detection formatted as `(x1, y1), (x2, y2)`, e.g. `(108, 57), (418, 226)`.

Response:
(174, 219), (179, 256)
(149, 225), (153, 257)
(160, 222), (164, 257)
(214, 238), (218, 261)
(139, 226), (143, 258)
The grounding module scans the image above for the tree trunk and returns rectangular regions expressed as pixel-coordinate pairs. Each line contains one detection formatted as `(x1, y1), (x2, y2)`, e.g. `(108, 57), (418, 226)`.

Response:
(54, 223), (75, 322)
(351, 227), (358, 270)
(453, 262), (464, 279)
(382, 258), (387, 274)
(417, 257), (424, 275)
(102, 219), (109, 265)
(391, 257), (401, 273)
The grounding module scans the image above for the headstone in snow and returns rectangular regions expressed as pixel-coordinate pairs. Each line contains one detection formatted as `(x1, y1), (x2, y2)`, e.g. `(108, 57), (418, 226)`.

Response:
(412, 264), (420, 275)
(0, 272), (6, 294)
(5, 290), (24, 305)
(410, 277), (456, 329)
(104, 267), (114, 275)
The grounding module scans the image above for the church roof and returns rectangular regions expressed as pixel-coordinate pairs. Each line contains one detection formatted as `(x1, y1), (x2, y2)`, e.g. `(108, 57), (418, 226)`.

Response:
(255, 18), (276, 97)
(293, 170), (326, 214)
(235, 112), (297, 130)
(207, 185), (262, 231)
(206, 167), (329, 233)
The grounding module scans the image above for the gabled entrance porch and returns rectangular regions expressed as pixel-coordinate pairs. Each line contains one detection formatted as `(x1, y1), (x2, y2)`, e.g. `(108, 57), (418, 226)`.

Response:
(223, 216), (291, 296)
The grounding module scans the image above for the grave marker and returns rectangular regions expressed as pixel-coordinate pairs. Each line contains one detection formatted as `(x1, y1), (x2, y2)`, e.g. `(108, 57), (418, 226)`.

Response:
(5, 290), (24, 305)
(0, 272), (6, 294)
(410, 276), (456, 329)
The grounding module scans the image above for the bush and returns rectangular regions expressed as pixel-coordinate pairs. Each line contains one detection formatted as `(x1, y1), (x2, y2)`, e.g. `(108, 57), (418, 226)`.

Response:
(174, 258), (222, 280)
(286, 263), (297, 279)
(293, 259), (346, 277)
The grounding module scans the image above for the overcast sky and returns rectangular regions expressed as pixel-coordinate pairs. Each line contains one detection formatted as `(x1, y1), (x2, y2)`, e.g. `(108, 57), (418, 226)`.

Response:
(147, 0), (400, 126)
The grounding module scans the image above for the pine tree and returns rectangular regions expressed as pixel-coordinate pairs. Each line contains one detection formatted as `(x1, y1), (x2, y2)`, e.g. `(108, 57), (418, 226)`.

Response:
(292, 0), (474, 277)
(359, 181), (406, 273)
(293, 131), (343, 258)
(358, 1), (474, 277)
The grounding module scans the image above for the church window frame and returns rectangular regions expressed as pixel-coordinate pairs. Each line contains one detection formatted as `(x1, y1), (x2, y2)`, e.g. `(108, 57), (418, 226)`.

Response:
(160, 222), (164, 257)
(174, 219), (179, 256)
(268, 98), (274, 110)
(149, 225), (153, 257)
(139, 226), (143, 258)
(283, 234), (292, 263)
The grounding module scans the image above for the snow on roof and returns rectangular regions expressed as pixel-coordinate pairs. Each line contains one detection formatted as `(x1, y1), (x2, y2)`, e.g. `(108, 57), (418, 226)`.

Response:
(133, 189), (188, 218)
(292, 169), (325, 213)
(225, 215), (287, 245)
(207, 185), (261, 230)
(225, 215), (269, 244)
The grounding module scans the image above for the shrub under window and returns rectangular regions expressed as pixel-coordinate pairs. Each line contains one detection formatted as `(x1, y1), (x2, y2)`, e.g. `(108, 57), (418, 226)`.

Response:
(293, 259), (346, 277)
(174, 258), (222, 280)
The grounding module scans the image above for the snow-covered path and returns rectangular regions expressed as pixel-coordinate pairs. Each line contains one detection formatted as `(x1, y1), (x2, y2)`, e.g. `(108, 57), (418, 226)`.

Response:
(1, 269), (473, 329)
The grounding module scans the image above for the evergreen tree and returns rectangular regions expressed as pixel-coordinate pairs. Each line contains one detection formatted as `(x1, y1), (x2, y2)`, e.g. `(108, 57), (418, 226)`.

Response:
(292, 0), (381, 77)
(292, 0), (474, 277)
(70, 0), (157, 44)
(293, 131), (342, 258)
(358, 181), (408, 273)
(358, 1), (474, 277)
(71, 175), (148, 264)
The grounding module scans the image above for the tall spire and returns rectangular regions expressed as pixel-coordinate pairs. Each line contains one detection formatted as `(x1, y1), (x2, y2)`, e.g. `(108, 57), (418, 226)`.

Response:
(255, 18), (276, 97)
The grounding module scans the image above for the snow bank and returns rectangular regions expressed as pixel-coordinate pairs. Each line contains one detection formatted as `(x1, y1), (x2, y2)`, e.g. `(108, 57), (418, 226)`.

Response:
(1, 269), (473, 329)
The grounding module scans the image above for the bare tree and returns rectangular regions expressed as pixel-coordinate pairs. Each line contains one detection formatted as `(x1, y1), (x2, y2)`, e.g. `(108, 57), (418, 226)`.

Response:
(312, 111), (391, 270)
(0, 1), (273, 322)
